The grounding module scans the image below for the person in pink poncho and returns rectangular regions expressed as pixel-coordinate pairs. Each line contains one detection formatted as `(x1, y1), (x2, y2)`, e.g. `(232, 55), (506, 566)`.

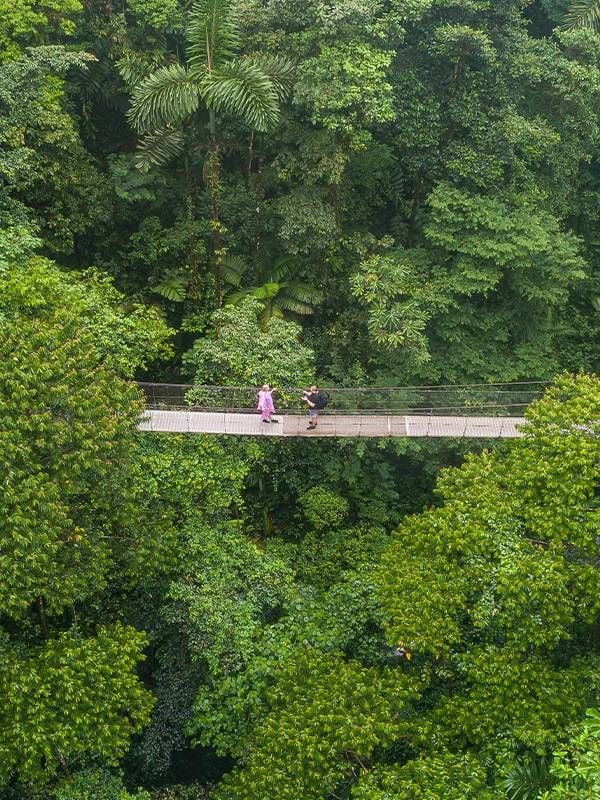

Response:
(257, 384), (279, 423)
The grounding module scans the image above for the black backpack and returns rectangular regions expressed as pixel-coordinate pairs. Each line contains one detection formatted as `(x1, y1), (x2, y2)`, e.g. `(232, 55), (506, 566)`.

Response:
(314, 390), (330, 410)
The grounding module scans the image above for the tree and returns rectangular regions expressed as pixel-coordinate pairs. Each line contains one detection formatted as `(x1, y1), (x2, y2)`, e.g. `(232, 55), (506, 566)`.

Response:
(183, 297), (315, 390)
(115, 432), (262, 784)
(216, 648), (419, 800)
(166, 520), (295, 676)
(0, 0), (82, 62)
(0, 303), (142, 618)
(223, 253), (322, 330)
(0, 259), (171, 788)
(298, 486), (349, 531)
(128, 0), (294, 303)
(374, 374), (600, 791)
(0, 625), (153, 786)
(500, 755), (554, 800)
(351, 183), (590, 381)
(128, 0), (294, 163)
(294, 39), (396, 149)
(52, 767), (150, 800)
(0, 48), (112, 255)
(351, 751), (494, 800)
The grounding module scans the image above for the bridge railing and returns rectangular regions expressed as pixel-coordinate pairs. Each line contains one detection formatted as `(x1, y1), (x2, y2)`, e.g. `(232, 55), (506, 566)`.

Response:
(137, 382), (548, 416)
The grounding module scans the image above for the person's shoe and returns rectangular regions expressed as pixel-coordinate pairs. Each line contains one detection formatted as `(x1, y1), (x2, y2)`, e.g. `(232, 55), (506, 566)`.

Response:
(271, 418), (279, 423)
(307, 424), (315, 429)
(262, 419), (271, 423)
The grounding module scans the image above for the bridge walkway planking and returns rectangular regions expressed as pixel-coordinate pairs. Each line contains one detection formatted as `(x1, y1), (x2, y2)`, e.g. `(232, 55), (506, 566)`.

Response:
(139, 410), (526, 438)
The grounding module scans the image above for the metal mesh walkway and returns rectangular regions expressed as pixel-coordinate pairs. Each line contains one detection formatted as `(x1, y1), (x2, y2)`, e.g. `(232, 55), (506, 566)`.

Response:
(139, 410), (525, 438)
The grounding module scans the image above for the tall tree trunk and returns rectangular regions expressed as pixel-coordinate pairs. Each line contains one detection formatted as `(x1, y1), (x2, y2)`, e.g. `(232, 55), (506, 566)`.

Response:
(185, 148), (201, 308)
(253, 156), (264, 260)
(247, 130), (254, 180)
(205, 110), (223, 306)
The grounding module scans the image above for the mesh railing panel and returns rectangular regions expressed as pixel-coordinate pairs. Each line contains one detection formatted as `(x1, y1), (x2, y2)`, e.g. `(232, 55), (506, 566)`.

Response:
(137, 382), (547, 417)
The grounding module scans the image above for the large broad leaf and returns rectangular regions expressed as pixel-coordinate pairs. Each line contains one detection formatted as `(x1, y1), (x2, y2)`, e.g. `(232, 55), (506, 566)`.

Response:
(563, 0), (600, 29)
(200, 60), (280, 131)
(186, 0), (241, 77)
(128, 63), (200, 133)
(586, 707), (600, 735)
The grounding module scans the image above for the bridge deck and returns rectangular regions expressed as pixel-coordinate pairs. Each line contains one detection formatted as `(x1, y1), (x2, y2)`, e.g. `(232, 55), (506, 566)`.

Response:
(140, 410), (526, 438)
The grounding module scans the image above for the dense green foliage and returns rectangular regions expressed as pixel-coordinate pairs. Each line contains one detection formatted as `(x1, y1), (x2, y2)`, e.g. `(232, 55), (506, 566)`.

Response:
(2, 1), (600, 799)
(183, 297), (314, 387)
(541, 708), (600, 798)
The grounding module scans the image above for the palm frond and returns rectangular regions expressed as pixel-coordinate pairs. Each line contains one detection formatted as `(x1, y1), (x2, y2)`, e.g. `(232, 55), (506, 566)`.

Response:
(220, 254), (248, 286)
(563, 0), (600, 29)
(128, 63), (200, 133)
(280, 282), (323, 304)
(116, 50), (165, 89)
(253, 282), (280, 299)
(135, 127), (185, 170)
(258, 304), (278, 330)
(246, 55), (295, 102)
(499, 756), (553, 800)
(224, 287), (253, 305)
(200, 59), (280, 132)
(269, 254), (302, 281)
(186, 0), (241, 76)
(275, 297), (315, 315)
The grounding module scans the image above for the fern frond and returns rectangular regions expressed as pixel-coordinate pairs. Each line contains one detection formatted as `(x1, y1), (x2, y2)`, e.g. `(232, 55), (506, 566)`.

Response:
(220, 254), (248, 286)
(128, 63), (200, 133)
(281, 282), (323, 304)
(187, 0), (241, 76)
(152, 270), (189, 302)
(200, 59), (280, 132)
(135, 127), (185, 170)
(224, 287), (253, 305)
(246, 55), (295, 102)
(268, 254), (302, 281)
(563, 0), (600, 29)
(275, 297), (315, 315)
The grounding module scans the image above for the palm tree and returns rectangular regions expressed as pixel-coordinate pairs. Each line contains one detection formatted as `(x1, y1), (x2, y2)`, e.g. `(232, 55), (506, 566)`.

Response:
(222, 253), (323, 330)
(563, 0), (600, 29)
(127, 0), (294, 302)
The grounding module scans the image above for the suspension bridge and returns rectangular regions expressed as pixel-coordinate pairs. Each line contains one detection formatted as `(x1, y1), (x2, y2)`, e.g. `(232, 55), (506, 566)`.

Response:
(138, 382), (548, 439)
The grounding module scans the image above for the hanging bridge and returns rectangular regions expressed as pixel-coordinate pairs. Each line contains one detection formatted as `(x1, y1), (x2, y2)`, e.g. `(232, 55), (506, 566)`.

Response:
(138, 382), (548, 439)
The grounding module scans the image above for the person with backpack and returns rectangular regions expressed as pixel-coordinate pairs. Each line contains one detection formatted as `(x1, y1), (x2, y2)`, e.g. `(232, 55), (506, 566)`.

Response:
(302, 385), (328, 429)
